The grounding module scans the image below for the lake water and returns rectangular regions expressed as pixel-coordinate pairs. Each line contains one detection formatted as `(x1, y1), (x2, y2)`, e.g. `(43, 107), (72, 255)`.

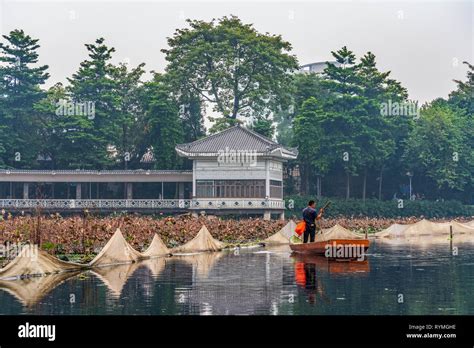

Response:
(1, 241), (473, 315)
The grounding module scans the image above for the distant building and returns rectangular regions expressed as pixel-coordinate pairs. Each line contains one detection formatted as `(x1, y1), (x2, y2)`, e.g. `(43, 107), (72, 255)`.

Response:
(0, 125), (297, 219)
(176, 125), (298, 219)
(299, 61), (340, 74)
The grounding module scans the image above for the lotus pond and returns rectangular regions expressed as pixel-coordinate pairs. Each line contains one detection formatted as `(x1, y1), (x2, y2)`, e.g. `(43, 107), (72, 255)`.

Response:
(0, 241), (473, 315)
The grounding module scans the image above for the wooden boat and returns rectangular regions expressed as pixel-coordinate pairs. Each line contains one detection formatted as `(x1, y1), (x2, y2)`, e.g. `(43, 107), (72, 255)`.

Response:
(289, 239), (370, 258)
(292, 254), (370, 274)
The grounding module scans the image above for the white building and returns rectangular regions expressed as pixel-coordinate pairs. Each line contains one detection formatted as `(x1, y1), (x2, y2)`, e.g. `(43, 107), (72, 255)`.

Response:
(299, 61), (340, 74)
(0, 125), (297, 219)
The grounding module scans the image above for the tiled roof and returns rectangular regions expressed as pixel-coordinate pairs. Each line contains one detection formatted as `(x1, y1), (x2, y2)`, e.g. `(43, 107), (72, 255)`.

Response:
(175, 125), (298, 159)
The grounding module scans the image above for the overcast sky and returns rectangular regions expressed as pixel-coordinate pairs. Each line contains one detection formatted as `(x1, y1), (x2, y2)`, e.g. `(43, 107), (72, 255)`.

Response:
(0, 0), (472, 104)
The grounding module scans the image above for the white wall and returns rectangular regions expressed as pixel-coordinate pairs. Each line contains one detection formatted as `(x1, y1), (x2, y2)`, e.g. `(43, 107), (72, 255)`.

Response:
(194, 159), (267, 180)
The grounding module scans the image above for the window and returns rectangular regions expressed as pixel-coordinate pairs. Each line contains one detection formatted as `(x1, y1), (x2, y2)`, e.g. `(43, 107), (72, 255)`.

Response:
(196, 180), (265, 198)
(270, 180), (283, 198)
(163, 182), (178, 199)
(269, 161), (282, 171)
(196, 180), (214, 198)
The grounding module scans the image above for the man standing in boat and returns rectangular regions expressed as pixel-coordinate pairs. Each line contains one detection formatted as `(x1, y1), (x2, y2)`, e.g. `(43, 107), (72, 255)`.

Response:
(302, 200), (325, 243)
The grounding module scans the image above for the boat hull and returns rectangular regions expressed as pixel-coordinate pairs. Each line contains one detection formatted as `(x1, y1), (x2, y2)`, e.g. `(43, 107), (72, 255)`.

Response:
(289, 239), (370, 258)
(292, 254), (370, 274)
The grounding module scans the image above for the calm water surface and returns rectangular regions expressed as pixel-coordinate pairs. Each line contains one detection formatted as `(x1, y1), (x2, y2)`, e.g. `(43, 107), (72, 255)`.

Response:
(0, 241), (473, 315)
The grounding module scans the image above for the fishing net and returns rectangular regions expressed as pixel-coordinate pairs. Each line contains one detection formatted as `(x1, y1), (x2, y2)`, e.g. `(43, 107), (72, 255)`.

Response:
(402, 219), (451, 236)
(375, 219), (474, 246)
(0, 244), (84, 280)
(90, 228), (143, 267)
(0, 270), (80, 306)
(171, 225), (225, 254)
(140, 257), (167, 278)
(262, 231), (289, 245)
(279, 220), (297, 239)
(263, 220), (299, 245)
(92, 262), (141, 298)
(141, 233), (170, 258)
(450, 221), (474, 233)
(374, 224), (410, 238)
(314, 224), (365, 242)
(174, 251), (224, 278)
(376, 219), (474, 240)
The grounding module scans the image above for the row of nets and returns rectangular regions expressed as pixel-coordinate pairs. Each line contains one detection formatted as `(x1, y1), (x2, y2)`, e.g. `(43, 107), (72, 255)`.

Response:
(2, 219), (473, 279)
(0, 225), (222, 280)
(374, 219), (474, 244)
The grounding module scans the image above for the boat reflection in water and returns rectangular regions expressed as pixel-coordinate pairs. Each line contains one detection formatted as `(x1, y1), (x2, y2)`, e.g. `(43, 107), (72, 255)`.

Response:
(292, 254), (370, 305)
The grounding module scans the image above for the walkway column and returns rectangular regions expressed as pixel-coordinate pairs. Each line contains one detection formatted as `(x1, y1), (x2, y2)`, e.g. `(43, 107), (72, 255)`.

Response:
(126, 183), (133, 199)
(265, 160), (270, 198)
(192, 161), (196, 198)
(76, 183), (81, 199)
(263, 210), (271, 220)
(23, 183), (29, 199)
(279, 211), (285, 220)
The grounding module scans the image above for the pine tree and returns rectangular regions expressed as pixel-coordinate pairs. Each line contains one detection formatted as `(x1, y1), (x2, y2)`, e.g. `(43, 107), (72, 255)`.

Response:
(0, 29), (49, 168)
(66, 38), (118, 169)
(141, 73), (184, 170)
(321, 46), (364, 199)
(109, 62), (146, 169)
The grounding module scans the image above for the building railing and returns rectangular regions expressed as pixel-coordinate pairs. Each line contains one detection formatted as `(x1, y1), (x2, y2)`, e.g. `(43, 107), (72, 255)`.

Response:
(0, 198), (285, 210)
(0, 169), (192, 175)
(0, 199), (190, 210)
(190, 198), (285, 210)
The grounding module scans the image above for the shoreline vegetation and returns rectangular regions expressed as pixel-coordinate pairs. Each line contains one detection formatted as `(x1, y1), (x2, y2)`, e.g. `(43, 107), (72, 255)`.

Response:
(285, 197), (474, 219)
(1, 213), (473, 265)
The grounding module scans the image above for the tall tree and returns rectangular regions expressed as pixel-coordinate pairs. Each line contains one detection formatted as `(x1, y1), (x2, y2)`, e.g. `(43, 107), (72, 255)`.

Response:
(141, 73), (184, 170)
(448, 61), (474, 202)
(356, 52), (399, 201)
(0, 29), (49, 168)
(292, 97), (331, 196)
(109, 62), (146, 169)
(403, 102), (470, 197)
(449, 61), (474, 115)
(162, 16), (299, 132)
(33, 82), (68, 169)
(174, 91), (206, 143)
(321, 47), (365, 199)
(274, 72), (330, 147)
(66, 38), (118, 169)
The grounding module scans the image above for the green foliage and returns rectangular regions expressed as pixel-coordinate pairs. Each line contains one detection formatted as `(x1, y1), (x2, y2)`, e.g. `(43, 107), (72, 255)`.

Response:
(162, 15), (299, 127)
(41, 241), (56, 251)
(292, 47), (405, 198)
(285, 196), (474, 218)
(403, 103), (471, 192)
(141, 73), (184, 169)
(64, 38), (120, 169)
(250, 115), (275, 138)
(0, 26), (471, 205)
(0, 29), (49, 168)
